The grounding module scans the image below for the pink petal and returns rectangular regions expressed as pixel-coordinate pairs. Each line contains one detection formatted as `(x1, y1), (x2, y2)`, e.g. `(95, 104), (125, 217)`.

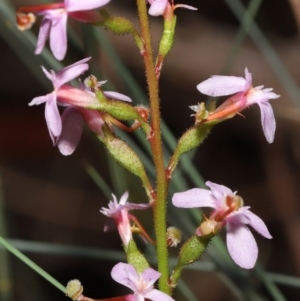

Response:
(141, 268), (161, 288)
(29, 95), (48, 106)
(247, 88), (280, 106)
(197, 75), (246, 97)
(243, 210), (272, 239)
(145, 289), (175, 301)
(172, 188), (215, 208)
(41, 66), (53, 82)
(57, 85), (100, 108)
(104, 91), (132, 102)
(244, 68), (252, 91)
(149, 0), (168, 16)
(45, 93), (62, 137)
(111, 263), (139, 292)
(205, 181), (233, 197)
(123, 203), (151, 211)
(68, 10), (102, 23)
(257, 102), (276, 143)
(56, 107), (84, 155)
(226, 223), (258, 269)
(119, 191), (129, 205)
(65, 0), (111, 12)
(174, 4), (198, 10)
(78, 108), (104, 135)
(35, 17), (51, 55)
(55, 58), (91, 88)
(49, 12), (68, 61)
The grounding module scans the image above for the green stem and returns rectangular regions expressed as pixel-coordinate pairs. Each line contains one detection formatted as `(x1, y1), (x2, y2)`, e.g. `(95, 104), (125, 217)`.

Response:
(136, 0), (170, 294)
(0, 236), (65, 293)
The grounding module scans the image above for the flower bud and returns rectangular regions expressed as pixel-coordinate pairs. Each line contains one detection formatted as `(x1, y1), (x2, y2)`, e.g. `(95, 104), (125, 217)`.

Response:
(101, 128), (153, 198)
(166, 226), (182, 247)
(66, 279), (83, 301)
(158, 16), (176, 58)
(99, 9), (144, 52)
(166, 124), (212, 179)
(170, 234), (212, 287)
(126, 240), (150, 273)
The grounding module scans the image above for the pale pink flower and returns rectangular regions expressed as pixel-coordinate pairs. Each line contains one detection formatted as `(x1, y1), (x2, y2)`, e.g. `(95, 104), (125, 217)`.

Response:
(196, 68), (280, 143)
(147, 0), (197, 17)
(29, 58), (93, 143)
(55, 80), (132, 155)
(33, 0), (111, 60)
(100, 192), (150, 246)
(172, 181), (272, 269)
(111, 262), (175, 301)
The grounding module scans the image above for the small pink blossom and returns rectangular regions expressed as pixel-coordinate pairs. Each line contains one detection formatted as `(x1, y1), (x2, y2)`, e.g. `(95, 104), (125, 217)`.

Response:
(100, 192), (150, 246)
(196, 68), (280, 143)
(147, 0), (197, 17)
(29, 58), (92, 143)
(172, 181), (272, 269)
(33, 0), (111, 60)
(55, 80), (132, 155)
(29, 60), (133, 155)
(111, 262), (175, 301)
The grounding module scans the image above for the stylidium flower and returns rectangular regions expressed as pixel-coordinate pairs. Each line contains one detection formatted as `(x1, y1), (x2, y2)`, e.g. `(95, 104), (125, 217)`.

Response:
(100, 192), (150, 246)
(147, 0), (197, 17)
(111, 262), (175, 301)
(17, 0), (111, 60)
(172, 181), (272, 269)
(196, 68), (280, 143)
(55, 81), (132, 156)
(29, 58), (92, 143)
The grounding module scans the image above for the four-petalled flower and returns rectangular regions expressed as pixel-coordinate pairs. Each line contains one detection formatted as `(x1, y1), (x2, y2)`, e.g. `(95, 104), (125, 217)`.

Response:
(172, 181), (272, 269)
(111, 262), (175, 301)
(100, 192), (150, 246)
(29, 57), (93, 143)
(196, 68), (280, 143)
(34, 0), (111, 60)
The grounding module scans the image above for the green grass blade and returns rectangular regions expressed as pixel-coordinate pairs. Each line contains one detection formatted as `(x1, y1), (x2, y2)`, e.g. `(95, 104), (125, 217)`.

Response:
(0, 237), (65, 293)
(225, 0), (300, 107)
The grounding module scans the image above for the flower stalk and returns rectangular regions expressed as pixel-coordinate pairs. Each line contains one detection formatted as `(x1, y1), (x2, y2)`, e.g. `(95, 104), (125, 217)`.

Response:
(136, 0), (170, 294)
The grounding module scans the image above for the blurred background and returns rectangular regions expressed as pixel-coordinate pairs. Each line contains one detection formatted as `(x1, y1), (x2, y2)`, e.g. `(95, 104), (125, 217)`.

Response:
(1, 0), (300, 300)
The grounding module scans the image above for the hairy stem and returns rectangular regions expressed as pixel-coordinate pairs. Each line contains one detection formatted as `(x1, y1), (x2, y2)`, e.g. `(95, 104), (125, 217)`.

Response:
(136, 0), (170, 295)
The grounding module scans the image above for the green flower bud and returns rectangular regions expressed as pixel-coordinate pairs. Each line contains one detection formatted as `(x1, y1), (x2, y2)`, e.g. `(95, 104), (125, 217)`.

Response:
(170, 234), (212, 287)
(65, 279), (83, 301)
(126, 240), (150, 273)
(158, 16), (177, 57)
(166, 124), (212, 179)
(100, 128), (153, 198)
(98, 9), (144, 52)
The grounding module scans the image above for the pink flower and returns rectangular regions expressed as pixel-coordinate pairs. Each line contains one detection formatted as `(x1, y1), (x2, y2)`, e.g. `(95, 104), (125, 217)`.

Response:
(100, 192), (150, 246)
(33, 0), (110, 60)
(196, 68), (280, 143)
(29, 59), (133, 155)
(29, 58), (93, 143)
(172, 181), (272, 269)
(111, 262), (175, 301)
(55, 80), (132, 155)
(147, 0), (197, 17)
